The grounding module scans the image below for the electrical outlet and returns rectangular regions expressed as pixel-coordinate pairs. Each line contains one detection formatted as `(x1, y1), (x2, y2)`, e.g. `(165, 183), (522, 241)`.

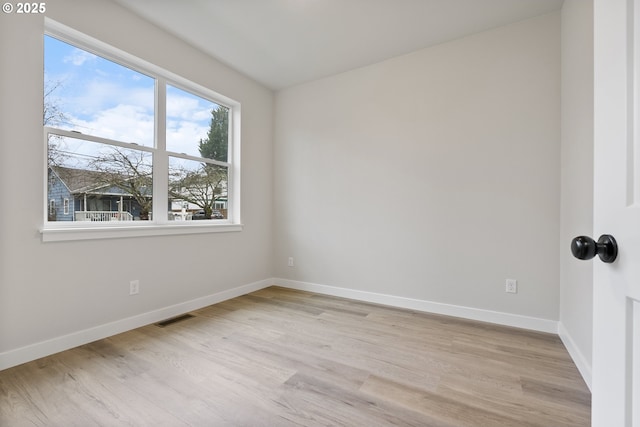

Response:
(288, 257), (294, 267)
(130, 280), (140, 295)
(505, 279), (517, 294)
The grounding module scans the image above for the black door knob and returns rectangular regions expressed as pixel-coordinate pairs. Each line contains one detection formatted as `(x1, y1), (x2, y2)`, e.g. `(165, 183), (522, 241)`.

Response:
(571, 235), (618, 263)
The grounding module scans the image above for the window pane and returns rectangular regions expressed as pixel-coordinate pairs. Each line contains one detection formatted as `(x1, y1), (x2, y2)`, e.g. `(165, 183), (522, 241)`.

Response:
(166, 85), (229, 161)
(168, 157), (228, 220)
(47, 135), (153, 221)
(44, 35), (155, 146)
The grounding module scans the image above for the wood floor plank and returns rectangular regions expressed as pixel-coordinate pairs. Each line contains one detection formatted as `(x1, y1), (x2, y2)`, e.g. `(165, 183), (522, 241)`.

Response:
(0, 286), (590, 426)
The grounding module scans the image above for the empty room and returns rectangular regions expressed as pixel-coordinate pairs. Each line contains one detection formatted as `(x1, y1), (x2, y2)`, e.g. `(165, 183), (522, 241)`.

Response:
(0, 0), (636, 425)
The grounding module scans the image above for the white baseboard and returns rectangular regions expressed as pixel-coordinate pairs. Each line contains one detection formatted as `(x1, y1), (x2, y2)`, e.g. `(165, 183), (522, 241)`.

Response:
(3, 278), (583, 388)
(274, 278), (559, 334)
(0, 279), (272, 371)
(558, 322), (592, 391)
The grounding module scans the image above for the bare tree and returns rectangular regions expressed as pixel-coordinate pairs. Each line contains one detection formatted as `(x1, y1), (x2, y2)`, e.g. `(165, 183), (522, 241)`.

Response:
(44, 78), (70, 168)
(169, 163), (226, 219)
(44, 78), (68, 126)
(89, 147), (153, 219)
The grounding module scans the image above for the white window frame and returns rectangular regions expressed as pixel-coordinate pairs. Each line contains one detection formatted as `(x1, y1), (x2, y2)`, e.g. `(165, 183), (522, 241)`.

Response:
(41, 19), (242, 242)
(63, 198), (69, 215)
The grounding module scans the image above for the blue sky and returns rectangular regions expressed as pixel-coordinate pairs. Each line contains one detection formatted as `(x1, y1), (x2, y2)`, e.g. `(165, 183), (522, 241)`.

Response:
(44, 35), (219, 158)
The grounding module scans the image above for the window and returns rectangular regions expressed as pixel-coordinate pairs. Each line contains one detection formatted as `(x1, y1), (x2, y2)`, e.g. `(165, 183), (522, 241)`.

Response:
(42, 20), (240, 240)
(166, 85), (230, 221)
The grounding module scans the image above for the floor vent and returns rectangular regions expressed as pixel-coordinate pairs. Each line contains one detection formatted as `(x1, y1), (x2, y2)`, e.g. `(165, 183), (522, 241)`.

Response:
(155, 313), (195, 327)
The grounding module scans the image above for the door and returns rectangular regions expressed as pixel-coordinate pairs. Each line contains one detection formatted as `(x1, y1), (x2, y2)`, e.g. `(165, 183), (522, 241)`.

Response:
(593, 0), (640, 425)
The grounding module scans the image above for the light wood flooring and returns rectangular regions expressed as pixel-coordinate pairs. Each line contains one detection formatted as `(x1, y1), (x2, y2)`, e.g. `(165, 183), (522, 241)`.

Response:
(0, 286), (590, 426)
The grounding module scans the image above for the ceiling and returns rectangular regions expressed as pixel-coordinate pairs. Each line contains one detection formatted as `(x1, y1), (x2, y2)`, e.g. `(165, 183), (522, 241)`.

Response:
(114, 0), (564, 90)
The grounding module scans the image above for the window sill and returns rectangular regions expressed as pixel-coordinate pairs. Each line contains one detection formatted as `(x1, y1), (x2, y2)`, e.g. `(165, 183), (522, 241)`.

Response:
(40, 222), (243, 242)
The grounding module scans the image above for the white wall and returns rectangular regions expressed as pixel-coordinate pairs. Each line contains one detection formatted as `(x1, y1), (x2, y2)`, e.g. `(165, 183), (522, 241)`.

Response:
(0, 0), (273, 368)
(274, 13), (561, 325)
(559, 0), (594, 389)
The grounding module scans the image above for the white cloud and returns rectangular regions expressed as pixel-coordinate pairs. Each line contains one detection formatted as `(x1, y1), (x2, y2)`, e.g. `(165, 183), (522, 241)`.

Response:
(69, 104), (155, 146)
(167, 94), (212, 122)
(66, 103), (209, 158)
(63, 48), (96, 66)
(50, 40), (218, 167)
(166, 119), (209, 157)
(165, 93), (214, 156)
(63, 80), (155, 125)
(57, 80), (214, 159)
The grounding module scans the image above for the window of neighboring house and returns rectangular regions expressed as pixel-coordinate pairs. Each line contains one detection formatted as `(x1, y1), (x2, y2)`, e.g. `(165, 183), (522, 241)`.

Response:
(49, 199), (55, 216)
(63, 198), (69, 215)
(42, 20), (240, 241)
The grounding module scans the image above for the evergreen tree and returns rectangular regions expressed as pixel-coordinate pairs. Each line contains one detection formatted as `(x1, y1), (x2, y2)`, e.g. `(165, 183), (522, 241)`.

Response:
(198, 106), (229, 161)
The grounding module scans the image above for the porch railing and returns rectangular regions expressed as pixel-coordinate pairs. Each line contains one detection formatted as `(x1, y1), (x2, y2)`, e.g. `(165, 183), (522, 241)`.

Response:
(75, 211), (134, 222)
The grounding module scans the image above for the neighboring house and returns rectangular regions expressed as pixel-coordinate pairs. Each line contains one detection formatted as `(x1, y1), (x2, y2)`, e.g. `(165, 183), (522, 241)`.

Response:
(47, 166), (150, 221)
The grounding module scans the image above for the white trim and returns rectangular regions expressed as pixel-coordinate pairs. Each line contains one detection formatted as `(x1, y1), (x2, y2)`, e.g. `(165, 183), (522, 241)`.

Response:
(558, 321), (593, 391)
(45, 127), (156, 153)
(0, 279), (271, 371)
(274, 278), (559, 334)
(228, 105), (241, 224)
(41, 222), (243, 242)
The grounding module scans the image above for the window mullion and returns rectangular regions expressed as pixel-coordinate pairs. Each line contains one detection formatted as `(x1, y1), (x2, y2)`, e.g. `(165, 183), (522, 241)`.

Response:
(153, 79), (168, 223)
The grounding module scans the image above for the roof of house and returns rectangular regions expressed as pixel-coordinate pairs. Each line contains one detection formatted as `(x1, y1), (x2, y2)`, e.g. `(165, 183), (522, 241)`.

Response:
(49, 166), (141, 196)
(50, 166), (107, 193)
